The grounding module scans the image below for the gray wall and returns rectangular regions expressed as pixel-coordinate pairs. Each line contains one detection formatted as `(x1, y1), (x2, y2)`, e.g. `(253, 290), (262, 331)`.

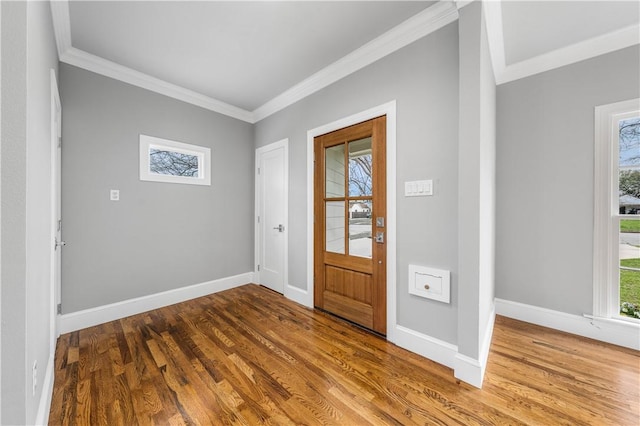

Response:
(1, 1), (58, 423)
(457, 2), (496, 360)
(59, 64), (254, 313)
(496, 45), (640, 316)
(25, 2), (59, 423)
(1, 2), (28, 422)
(255, 23), (460, 344)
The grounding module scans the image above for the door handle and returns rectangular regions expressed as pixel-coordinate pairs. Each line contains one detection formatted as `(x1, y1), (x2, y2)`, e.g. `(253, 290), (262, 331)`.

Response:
(273, 224), (285, 232)
(54, 237), (66, 250)
(375, 231), (384, 243)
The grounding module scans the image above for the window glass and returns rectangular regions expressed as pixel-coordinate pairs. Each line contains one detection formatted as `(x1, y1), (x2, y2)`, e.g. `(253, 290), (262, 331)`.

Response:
(618, 116), (640, 319)
(325, 145), (345, 197)
(349, 200), (372, 258)
(348, 137), (372, 197)
(325, 201), (345, 254)
(150, 149), (199, 177)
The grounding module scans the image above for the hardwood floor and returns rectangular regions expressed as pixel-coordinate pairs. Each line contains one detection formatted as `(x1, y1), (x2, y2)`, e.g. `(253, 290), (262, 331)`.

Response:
(50, 284), (640, 425)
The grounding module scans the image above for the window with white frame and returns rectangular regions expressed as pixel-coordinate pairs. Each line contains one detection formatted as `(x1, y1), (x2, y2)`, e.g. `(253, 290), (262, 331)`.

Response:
(594, 99), (640, 321)
(139, 134), (211, 186)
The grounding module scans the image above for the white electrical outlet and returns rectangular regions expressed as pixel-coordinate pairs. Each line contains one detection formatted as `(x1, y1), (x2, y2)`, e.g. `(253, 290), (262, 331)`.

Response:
(32, 360), (37, 396)
(110, 189), (120, 201)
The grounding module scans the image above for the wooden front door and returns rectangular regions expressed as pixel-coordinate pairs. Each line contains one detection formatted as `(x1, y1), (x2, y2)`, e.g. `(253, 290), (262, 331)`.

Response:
(314, 116), (386, 335)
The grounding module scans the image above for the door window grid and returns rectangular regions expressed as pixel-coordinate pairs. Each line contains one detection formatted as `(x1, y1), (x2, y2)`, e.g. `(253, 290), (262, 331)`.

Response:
(324, 137), (373, 259)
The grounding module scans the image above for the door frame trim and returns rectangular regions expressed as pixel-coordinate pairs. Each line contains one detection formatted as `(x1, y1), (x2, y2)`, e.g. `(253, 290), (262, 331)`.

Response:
(254, 138), (289, 294)
(49, 68), (62, 345)
(306, 101), (397, 342)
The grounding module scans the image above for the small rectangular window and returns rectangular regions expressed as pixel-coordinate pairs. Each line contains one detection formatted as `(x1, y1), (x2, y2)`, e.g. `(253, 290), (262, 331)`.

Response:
(139, 134), (211, 186)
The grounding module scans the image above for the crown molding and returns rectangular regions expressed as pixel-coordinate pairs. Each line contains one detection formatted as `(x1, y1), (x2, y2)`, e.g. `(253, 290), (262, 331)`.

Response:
(49, 0), (72, 58)
(252, 1), (459, 122)
(455, 0), (476, 11)
(497, 23), (640, 85)
(50, 0), (638, 122)
(50, 0), (458, 124)
(50, 0), (254, 122)
(483, 0), (640, 86)
(483, 0), (506, 84)
(60, 47), (255, 123)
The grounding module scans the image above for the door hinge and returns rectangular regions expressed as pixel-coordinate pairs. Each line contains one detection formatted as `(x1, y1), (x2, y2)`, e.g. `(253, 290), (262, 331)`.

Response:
(257, 265), (260, 271)
(57, 219), (62, 232)
(57, 303), (62, 315)
(58, 136), (62, 148)
(257, 167), (260, 175)
(257, 216), (260, 223)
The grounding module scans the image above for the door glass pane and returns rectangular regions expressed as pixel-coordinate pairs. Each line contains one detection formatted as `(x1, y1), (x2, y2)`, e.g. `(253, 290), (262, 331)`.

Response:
(349, 200), (372, 258)
(325, 144), (345, 197)
(349, 137), (372, 197)
(326, 201), (345, 254)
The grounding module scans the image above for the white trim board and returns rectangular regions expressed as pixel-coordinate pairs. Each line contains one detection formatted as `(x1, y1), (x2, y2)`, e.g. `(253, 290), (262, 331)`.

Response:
(497, 24), (640, 85)
(454, 304), (496, 389)
(483, 0), (640, 86)
(393, 325), (458, 370)
(49, 0), (458, 124)
(50, 0), (638, 121)
(35, 354), (55, 426)
(60, 47), (254, 123)
(495, 298), (640, 351)
(59, 272), (253, 334)
(284, 284), (310, 308)
(392, 312), (495, 390)
(252, 2), (458, 121)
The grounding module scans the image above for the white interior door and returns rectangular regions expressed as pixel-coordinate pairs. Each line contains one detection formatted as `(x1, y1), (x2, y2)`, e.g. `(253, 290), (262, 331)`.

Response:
(255, 140), (288, 294)
(50, 69), (63, 345)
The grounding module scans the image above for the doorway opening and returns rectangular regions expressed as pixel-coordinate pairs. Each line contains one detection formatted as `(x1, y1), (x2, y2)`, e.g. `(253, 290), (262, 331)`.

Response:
(314, 116), (387, 335)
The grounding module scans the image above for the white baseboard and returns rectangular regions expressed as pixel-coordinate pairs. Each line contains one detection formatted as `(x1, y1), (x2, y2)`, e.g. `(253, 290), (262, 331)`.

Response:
(284, 284), (312, 308)
(453, 305), (496, 389)
(393, 325), (458, 369)
(495, 298), (640, 350)
(35, 354), (55, 426)
(59, 272), (253, 334)
(479, 304), (496, 375)
(453, 353), (482, 386)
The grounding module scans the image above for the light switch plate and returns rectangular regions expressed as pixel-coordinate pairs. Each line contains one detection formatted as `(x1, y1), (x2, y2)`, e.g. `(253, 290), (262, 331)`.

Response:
(405, 180), (433, 197)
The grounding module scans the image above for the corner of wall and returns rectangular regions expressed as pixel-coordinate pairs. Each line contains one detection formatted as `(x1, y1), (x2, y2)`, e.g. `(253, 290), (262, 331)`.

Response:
(495, 298), (640, 351)
(392, 325), (459, 369)
(453, 303), (495, 388)
(59, 272), (253, 334)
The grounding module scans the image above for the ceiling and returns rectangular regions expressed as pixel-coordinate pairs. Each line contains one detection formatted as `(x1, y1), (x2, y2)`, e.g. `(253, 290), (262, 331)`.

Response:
(51, 1), (640, 123)
(500, 1), (639, 65)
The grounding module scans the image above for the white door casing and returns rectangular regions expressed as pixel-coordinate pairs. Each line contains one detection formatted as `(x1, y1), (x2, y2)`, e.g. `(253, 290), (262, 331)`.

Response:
(255, 139), (288, 294)
(50, 69), (62, 345)
(306, 101), (397, 340)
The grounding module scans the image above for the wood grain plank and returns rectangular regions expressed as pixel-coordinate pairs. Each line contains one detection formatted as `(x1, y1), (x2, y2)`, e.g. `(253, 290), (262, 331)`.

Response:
(49, 284), (640, 425)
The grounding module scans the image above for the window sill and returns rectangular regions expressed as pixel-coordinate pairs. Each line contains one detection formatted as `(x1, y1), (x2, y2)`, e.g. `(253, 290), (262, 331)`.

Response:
(583, 314), (640, 328)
